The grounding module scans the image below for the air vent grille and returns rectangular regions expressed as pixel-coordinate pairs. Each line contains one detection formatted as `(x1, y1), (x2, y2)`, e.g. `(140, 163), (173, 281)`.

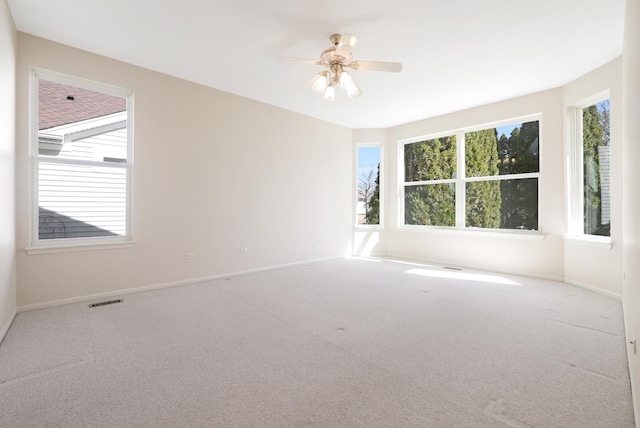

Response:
(89, 299), (123, 308)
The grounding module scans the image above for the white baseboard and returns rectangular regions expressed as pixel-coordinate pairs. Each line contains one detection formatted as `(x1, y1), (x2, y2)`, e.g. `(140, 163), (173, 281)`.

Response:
(17, 253), (621, 312)
(0, 307), (17, 345)
(386, 252), (622, 299)
(563, 279), (622, 300)
(17, 256), (341, 312)
(385, 253), (565, 282)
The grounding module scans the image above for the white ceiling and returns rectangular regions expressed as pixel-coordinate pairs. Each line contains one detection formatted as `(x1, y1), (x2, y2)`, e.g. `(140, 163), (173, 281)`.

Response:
(8, 0), (625, 129)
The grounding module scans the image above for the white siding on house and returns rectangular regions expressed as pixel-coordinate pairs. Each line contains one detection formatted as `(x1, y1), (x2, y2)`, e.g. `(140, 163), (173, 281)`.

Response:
(38, 163), (126, 238)
(37, 113), (128, 239)
(598, 145), (611, 225)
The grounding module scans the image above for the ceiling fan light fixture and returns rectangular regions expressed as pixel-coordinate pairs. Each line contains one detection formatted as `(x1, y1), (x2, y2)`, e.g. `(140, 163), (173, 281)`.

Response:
(346, 82), (362, 98)
(324, 84), (336, 101)
(311, 72), (328, 94)
(339, 71), (354, 89)
(339, 71), (362, 98)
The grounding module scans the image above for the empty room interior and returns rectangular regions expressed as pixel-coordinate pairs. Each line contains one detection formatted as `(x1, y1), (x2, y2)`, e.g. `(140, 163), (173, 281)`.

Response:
(1, 0), (640, 426)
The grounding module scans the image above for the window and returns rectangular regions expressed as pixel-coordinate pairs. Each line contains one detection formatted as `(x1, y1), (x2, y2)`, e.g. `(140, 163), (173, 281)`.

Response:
(404, 134), (456, 226)
(356, 145), (381, 225)
(29, 70), (133, 251)
(570, 93), (611, 239)
(401, 117), (540, 232)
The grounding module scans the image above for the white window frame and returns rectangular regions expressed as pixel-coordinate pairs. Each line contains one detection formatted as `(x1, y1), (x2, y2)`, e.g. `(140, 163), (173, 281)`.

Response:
(566, 90), (611, 248)
(355, 143), (383, 228)
(399, 114), (542, 235)
(26, 68), (135, 255)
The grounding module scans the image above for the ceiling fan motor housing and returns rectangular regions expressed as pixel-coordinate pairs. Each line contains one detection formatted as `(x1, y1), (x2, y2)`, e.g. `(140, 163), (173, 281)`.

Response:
(320, 47), (352, 66)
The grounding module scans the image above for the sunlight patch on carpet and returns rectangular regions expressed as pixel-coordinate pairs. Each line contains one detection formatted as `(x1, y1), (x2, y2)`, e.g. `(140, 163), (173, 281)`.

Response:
(406, 268), (521, 286)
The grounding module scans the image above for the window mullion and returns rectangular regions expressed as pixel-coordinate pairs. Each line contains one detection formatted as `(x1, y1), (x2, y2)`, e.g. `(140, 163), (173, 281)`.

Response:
(568, 107), (583, 236)
(576, 109), (584, 234)
(455, 131), (466, 228)
(464, 172), (540, 182)
(405, 179), (455, 186)
(37, 156), (129, 169)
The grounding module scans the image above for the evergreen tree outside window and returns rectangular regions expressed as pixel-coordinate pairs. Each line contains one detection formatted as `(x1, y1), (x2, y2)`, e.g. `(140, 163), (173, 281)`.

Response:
(403, 135), (457, 226)
(401, 118), (540, 231)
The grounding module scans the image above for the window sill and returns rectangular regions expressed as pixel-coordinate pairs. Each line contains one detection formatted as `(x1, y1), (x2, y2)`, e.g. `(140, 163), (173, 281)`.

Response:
(26, 239), (136, 255)
(564, 236), (613, 250)
(354, 224), (384, 230)
(397, 226), (545, 240)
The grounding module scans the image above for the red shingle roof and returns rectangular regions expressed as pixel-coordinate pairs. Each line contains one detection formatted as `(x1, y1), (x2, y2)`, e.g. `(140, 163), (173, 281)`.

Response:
(39, 79), (126, 130)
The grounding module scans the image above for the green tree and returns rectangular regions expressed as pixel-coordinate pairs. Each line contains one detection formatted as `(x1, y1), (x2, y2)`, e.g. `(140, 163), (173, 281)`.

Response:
(365, 163), (380, 224)
(498, 121), (539, 230)
(465, 129), (501, 228)
(404, 136), (456, 226)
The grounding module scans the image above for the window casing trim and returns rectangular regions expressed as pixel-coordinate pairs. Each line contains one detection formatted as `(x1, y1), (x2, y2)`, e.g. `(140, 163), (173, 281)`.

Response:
(398, 224), (546, 240)
(563, 236), (613, 250)
(566, 89), (611, 243)
(25, 239), (137, 255)
(29, 68), (135, 253)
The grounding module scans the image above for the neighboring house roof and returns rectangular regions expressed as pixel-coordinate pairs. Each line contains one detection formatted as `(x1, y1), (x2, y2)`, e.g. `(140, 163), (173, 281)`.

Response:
(39, 79), (126, 130)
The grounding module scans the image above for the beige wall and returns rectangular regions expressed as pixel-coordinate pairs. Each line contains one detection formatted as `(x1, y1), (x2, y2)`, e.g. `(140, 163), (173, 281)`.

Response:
(15, 34), (353, 308)
(0, 0), (17, 340)
(563, 58), (623, 297)
(366, 89), (566, 280)
(622, 0), (640, 422)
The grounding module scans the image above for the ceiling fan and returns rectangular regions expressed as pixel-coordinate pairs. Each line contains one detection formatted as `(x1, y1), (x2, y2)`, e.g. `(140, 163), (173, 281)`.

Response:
(277, 33), (403, 101)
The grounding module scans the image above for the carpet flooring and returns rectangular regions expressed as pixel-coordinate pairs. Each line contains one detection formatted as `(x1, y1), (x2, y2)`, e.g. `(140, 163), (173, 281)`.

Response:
(0, 257), (635, 427)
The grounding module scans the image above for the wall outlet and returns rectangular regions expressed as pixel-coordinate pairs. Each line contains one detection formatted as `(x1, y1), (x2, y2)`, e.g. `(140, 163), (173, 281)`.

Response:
(185, 252), (196, 260)
(239, 247), (248, 253)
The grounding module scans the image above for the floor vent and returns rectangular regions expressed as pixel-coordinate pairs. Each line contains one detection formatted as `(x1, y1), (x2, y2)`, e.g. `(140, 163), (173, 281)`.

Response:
(444, 266), (462, 271)
(89, 299), (123, 308)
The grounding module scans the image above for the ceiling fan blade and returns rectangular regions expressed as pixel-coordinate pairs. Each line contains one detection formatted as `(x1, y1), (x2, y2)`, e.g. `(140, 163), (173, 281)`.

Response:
(353, 60), (403, 73)
(276, 56), (319, 65)
(335, 33), (358, 58)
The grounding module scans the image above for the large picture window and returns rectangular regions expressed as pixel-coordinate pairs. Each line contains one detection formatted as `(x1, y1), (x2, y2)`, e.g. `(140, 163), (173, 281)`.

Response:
(401, 118), (540, 232)
(30, 70), (133, 250)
